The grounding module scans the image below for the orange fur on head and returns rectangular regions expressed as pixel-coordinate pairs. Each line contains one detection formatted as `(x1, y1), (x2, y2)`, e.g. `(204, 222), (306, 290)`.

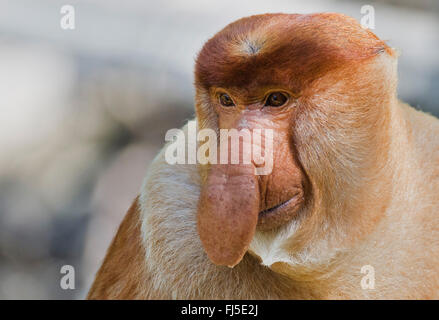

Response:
(88, 13), (439, 299)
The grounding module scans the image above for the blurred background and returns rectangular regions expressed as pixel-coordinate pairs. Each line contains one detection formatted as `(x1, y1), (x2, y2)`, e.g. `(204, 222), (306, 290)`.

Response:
(0, 0), (438, 299)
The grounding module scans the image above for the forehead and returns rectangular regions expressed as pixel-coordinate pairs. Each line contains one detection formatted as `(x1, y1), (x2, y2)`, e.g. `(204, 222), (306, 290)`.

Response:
(195, 13), (389, 93)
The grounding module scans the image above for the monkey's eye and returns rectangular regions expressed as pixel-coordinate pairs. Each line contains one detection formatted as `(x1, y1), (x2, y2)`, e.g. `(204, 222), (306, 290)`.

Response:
(265, 92), (288, 107)
(219, 93), (235, 107)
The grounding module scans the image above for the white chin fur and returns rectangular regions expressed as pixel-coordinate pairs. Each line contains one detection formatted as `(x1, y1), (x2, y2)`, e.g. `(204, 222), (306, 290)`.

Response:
(249, 219), (300, 267)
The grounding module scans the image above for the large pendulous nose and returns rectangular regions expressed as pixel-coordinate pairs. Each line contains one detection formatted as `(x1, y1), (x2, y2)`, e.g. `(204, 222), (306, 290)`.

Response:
(197, 161), (260, 267)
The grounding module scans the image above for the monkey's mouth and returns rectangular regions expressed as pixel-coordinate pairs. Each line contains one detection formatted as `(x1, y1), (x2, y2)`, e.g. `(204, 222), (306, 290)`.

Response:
(257, 192), (304, 231)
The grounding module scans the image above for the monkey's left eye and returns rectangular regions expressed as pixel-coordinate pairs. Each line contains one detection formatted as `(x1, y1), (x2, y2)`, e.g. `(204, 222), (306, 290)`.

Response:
(219, 93), (235, 107)
(265, 92), (288, 107)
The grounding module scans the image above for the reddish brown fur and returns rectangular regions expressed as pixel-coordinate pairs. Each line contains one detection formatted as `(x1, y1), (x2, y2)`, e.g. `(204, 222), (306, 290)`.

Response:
(195, 13), (389, 92)
(87, 198), (163, 299)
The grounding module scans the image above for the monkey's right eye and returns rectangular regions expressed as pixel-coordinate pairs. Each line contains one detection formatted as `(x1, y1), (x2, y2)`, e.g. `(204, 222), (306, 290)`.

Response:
(219, 93), (235, 107)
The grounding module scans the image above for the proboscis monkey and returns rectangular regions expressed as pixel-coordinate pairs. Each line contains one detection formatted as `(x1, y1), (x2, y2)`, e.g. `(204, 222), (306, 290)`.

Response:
(88, 13), (439, 299)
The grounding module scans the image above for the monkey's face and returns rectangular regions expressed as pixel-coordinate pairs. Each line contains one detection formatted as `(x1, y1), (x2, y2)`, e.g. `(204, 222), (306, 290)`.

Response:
(196, 86), (307, 266)
(194, 13), (393, 268)
(212, 86), (306, 230)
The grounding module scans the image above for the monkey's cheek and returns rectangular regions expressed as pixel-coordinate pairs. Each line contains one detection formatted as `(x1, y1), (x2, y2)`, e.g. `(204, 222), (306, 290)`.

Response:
(197, 169), (260, 267)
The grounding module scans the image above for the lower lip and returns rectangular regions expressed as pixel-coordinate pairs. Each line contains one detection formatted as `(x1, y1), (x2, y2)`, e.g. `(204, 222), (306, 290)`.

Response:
(257, 193), (303, 230)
